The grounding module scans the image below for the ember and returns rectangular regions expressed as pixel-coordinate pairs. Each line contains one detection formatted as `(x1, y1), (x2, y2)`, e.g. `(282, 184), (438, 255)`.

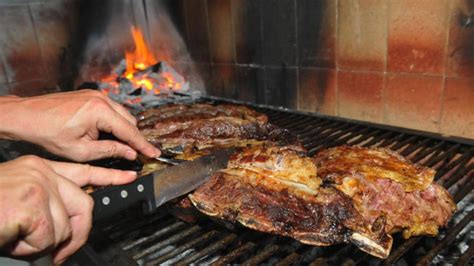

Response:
(94, 26), (195, 109)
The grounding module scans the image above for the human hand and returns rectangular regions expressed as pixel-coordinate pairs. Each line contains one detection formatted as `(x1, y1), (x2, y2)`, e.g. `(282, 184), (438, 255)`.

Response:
(0, 155), (137, 264)
(0, 89), (160, 162)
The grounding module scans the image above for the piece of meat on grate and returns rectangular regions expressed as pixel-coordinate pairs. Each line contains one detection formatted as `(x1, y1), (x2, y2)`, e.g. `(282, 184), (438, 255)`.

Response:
(189, 145), (393, 259)
(137, 103), (268, 129)
(139, 104), (301, 158)
(313, 146), (456, 239)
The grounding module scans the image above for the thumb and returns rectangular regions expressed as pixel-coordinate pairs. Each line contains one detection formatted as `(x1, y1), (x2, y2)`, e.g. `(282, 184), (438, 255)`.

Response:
(87, 140), (138, 161)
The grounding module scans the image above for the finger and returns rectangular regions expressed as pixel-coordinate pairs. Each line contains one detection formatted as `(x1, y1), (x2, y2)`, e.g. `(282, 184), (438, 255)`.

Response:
(7, 179), (71, 258)
(86, 139), (139, 161)
(5, 188), (56, 257)
(96, 110), (160, 158)
(104, 97), (137, 126)
(48, 188), (73, 246)
(53, 178), (94, 264)
(43, 160), (137, 187)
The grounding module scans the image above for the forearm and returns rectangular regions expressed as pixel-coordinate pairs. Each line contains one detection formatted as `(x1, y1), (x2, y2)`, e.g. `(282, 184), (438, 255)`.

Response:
(0, 96), (25, 140)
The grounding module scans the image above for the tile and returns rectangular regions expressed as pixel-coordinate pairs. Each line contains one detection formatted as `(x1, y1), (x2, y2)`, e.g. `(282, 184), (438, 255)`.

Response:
(183, 0), (211, 63)
(159, 0), (188, 42)
(231, 0), (263, 64)
(297, 0), (336, 68)
(338, 0), (387, 71)
(146, 0), (191, 63)
(105, 0), (136, 62)
(71, 0), (117, 84)
(298, 67), (336, 115)
(0, 83), (8, 96)
(387, 0), (449, 74)
(261, 0), (297, 66)
(440, 77), (474, 138)
(447, 0), (474, 77)
(30, 0), (78, 83)
(171, 62), (208, 92)
(8, 79), (53, 97)
(236, 66), (264, 103)
(384, 73), (443, 132)
(191, 63), (212, 92)
(337, 70), (384, 123)
(263, 67), (298, 108)
(0, 57), (7, 84)
(207, 0), (236, 63)
(208, 64), (238, 99)
(0, 5), (45, 82)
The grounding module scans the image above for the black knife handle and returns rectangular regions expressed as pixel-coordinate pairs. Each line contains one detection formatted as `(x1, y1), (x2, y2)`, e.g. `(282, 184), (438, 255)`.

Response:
(91, 174), (156, 221)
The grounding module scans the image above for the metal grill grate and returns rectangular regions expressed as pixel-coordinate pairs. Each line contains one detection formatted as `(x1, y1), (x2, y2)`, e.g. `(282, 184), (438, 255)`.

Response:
(79, 104), (474, 266)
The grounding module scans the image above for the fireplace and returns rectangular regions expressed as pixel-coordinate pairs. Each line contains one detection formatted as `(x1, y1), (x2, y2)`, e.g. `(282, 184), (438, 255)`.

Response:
(0, 1), (473, 264)
(0, 0), (472, 139)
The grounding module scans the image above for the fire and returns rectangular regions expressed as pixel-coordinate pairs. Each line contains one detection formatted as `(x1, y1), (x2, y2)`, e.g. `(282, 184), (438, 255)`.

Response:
(125, 26), (156, 77)
(99, 25), (190, 108)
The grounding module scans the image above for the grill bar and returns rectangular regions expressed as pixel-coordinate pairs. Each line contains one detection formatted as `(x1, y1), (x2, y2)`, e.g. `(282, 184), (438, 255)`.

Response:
(241, 244), (280, 266)
(84, 102), (473, 266)
(454, 240), (474, 266)
(176, 233), (237, 265)
(416, 210), (474, 265)
(146, 230), (220, 265)
(211, 242), (256, 266)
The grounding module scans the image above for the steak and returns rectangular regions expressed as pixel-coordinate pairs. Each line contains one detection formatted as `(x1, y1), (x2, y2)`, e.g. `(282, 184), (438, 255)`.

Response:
(137, 103), (268, 129)
(313, 146), (456, 239)
(189, 145), (393, 258)
(139, 104), (301, 157)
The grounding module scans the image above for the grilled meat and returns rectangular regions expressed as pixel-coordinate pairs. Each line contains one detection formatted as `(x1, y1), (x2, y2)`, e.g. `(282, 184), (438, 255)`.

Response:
(189, 145), (393, 258)
(138, 103), (268, 129)
(313, 146), (456, 239)
(139, 104), (301, 158)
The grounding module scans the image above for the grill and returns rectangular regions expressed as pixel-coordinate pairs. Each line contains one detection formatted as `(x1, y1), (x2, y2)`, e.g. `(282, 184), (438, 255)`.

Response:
(68, 99), (474, 266)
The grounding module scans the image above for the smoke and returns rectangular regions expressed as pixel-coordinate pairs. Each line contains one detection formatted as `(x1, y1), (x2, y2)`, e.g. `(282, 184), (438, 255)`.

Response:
(77, 0), (204, 92)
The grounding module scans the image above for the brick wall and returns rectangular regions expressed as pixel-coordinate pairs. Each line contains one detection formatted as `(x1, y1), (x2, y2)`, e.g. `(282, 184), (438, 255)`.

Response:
(177, 0), (474, 139)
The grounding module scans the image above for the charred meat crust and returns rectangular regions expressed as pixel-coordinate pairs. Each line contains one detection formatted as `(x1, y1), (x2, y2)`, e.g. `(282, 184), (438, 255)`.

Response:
(139, 103), (302, 158)
(189, 146), (392, 258)
(137, 103), (268, 129)
(190, 172), (350, 245)
(313, 145), (456, 239)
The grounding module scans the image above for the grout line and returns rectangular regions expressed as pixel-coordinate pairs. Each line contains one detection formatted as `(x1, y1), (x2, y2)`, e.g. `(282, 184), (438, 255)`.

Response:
(382, 72), (388, 124)
(383, 0), (389, 125)
(294, 0), (299, 110)
(182, 0), (190, 49)
(27, 3), (47, 77)
(384, 0), (389, 74)
(229, 0), (237, 64)
(439, 0), (454, 135)
(204, 0), (213, 63)
(335, 0), (339, 116)
(189, 61), (449, 79)
(259, 0), (266, 104)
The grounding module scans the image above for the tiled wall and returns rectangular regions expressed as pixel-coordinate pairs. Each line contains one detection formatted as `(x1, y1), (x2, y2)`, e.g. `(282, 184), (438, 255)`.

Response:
(0, 0), (78, 96)
(0, 0), (472, 139)
(176, 0), (474, 139)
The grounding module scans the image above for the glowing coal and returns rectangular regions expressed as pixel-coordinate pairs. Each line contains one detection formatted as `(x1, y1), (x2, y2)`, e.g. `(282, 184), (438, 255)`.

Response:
(98, 60), (196, 109)
(86, 26), (199, 109)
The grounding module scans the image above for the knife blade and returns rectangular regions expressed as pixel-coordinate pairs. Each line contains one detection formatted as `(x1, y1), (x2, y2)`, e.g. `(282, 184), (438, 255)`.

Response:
(91, 148), (235, 221)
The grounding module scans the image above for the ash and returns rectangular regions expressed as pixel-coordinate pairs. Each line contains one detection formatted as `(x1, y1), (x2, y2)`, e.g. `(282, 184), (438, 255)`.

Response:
(88, 60), (202, 110)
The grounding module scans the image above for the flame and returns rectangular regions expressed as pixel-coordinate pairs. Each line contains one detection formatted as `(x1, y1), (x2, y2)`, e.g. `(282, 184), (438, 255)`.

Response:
(101, 26), (186, 95)
(125, 26), (156, 77)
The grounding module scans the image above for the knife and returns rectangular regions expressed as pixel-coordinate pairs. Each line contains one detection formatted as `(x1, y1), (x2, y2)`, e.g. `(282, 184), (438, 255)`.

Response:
(91, 148), (235, 221)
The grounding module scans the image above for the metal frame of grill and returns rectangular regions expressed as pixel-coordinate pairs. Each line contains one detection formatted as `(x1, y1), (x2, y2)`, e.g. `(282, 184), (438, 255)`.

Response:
(67, 98), (474, 266)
